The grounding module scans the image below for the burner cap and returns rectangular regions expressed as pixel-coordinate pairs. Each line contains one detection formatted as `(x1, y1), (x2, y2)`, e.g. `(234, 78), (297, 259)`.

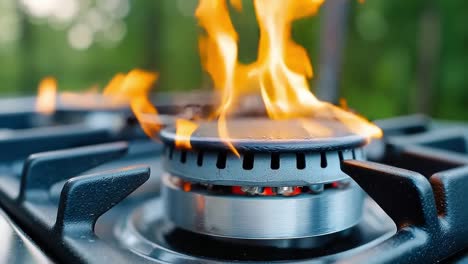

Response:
(160, 118), (368, 186)
(161, 118), (367, 152)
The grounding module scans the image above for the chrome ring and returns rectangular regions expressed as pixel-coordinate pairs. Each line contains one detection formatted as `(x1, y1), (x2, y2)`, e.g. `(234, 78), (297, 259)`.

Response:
(162, 175), (365, 239)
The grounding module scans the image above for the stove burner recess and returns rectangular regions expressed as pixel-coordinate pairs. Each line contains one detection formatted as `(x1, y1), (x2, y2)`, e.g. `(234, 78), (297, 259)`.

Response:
(159, 118), (369, 240)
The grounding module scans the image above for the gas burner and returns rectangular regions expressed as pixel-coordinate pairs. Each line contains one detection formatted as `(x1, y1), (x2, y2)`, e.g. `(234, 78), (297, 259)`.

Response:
(160, 118), (367, 186)
(1, 106), (468, 263)
(158, 118), (368, 240)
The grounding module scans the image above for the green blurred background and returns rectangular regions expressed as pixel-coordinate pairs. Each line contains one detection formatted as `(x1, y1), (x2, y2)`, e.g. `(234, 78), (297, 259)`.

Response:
(0, 0), (466, 120)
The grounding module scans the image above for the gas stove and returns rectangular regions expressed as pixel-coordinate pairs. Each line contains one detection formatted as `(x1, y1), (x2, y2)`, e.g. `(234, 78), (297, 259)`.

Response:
(0, 97), (467, 264)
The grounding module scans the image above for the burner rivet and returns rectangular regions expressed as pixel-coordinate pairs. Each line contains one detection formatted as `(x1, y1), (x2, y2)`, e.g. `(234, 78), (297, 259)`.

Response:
(309, 184), (324, 194)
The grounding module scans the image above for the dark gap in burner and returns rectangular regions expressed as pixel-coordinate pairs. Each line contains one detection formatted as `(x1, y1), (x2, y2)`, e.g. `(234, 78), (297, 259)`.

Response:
(320, 152), (327, 168)
(161, 223), (365, 261)
(197, 151), (204, 167)
(169, 147), (174, 160)
(338, 151), (344, 162)
(352, 149), (356, 159)
(180, 151), (187, 164)
(243, 153), (255, 170)
(271, 153), (280, 170)
(296, 153), (306, 170)
(216, 152), (227, 169)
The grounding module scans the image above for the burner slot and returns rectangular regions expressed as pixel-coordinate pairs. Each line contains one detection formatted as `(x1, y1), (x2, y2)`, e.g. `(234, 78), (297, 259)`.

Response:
(216, 152), (227, 169)
(320, 152), (328, 168)
(338, 151), (344, 162)
(271, 153), (280, 170)
(296, 153), (306, 170)
(196, 151), (204, 167)
(166, 148), (363, 186)
(242, 153), (255, 170)
(180, 151), (187, 163)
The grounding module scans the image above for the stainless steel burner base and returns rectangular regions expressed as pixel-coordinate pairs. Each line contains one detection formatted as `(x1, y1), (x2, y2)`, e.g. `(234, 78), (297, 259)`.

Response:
(110, 192), (395, 262)
(162, 175), (365, 239)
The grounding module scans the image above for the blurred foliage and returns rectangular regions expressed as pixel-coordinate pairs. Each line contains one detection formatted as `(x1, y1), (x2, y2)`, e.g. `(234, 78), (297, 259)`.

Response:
(0, 0), (466, 120)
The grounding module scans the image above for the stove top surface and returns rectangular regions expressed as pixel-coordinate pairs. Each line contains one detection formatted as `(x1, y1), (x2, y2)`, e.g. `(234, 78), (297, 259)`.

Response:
(0, 99), (467, 264)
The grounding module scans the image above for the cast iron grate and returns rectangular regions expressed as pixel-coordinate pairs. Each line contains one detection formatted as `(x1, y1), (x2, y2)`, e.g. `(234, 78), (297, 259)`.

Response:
(0, 113), (465, 263)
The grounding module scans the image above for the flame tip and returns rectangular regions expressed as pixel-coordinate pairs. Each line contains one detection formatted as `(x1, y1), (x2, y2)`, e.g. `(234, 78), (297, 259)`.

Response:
(37, 0), (381, 155)
(36, 77), (58, 115)
(194, 0), (381, 154)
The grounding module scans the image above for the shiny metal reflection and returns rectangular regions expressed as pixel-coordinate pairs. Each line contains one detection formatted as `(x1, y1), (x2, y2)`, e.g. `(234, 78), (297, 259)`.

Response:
(162, 175), (365, 240)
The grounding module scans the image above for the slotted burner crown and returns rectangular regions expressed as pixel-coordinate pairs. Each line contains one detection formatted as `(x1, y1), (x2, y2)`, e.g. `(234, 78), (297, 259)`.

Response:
(160, 118), (368, 186)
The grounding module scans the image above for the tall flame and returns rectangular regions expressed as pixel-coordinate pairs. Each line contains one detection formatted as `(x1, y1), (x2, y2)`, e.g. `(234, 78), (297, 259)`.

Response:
(175, 119), (199, 149)
(251, 0), (323, 119)
(34, 0), (382, 153)
(103, 69), (161, 138)
(193, 0), (382, 152)
(34, 70), (163, 139)
(196, 0), (244, 155)
(36, 77), (57, 115)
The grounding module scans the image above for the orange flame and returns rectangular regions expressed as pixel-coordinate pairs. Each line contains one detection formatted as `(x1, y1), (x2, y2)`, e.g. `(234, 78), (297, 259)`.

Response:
(36, 77), (57, 115)
(34, 0), (382, 154)
(34, 70), (164, 139)
(195, 0), (246, 156)
(191, 0), (382, 153)
(103, 69), (161, 138)
(175, 119), (199, 149)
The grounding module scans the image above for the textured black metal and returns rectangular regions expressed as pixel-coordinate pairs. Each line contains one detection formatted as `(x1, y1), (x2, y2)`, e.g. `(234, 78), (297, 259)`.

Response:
(431, 166), (468, 227)
(342, 161), (439, 229)
(18, 142), (128, 201)
(0, 136), (155, 263)
(0, 108), (468, 263)
(13, 164), (149, 263)
(339, 120), (468, 263)
(385, 128), (468, 176)
(0, 111), (38, 129)
(55, 166), (150, 234)
(0, 124), (113, 162)
(341, 160), (468, 263)
(374, 114), (430, 136)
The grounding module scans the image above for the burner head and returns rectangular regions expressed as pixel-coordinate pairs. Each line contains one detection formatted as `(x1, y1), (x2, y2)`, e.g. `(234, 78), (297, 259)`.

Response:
(160, 118), (367, 186)
(159, 118), (369, 240)
(162, 175), (364, 240)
